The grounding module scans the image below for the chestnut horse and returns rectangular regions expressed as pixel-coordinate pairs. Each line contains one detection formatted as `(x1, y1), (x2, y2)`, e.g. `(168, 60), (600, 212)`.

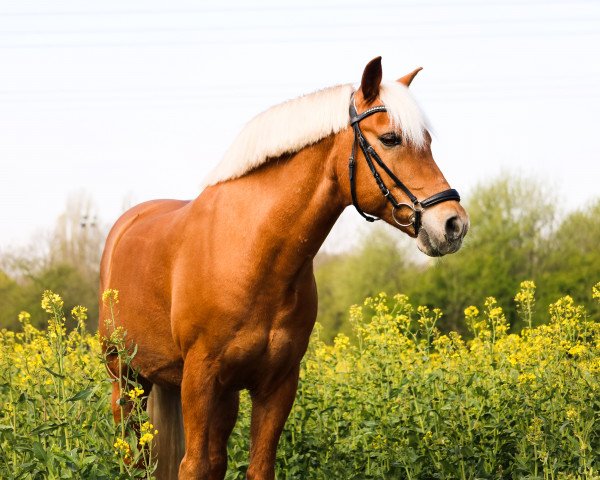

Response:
(99, 57), (468, 480)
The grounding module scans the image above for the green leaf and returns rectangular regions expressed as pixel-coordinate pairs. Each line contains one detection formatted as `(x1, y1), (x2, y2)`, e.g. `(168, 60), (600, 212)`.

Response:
(67, 387), (95, 402)
(15, 461), (37, 477)
(30, 422), (67, 435)
(32, 441), (47, 462)
(81, 455), (98, 466)
(43, 366), (66, 378)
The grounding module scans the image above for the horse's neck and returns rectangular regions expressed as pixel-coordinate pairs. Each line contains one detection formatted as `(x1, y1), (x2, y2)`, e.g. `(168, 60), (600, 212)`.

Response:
(206, 137), (345, 280)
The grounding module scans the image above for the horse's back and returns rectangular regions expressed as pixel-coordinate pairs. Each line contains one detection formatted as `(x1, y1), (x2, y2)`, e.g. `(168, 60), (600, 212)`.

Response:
(101, 199), (189, 282)
(104, 198), (184, 255)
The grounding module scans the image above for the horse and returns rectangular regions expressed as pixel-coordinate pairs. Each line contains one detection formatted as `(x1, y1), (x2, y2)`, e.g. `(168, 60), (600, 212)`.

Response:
(99, 56), (469, 480)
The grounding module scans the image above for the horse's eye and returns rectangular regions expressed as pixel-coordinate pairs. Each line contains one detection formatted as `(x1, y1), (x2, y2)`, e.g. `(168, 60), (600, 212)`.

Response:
(379, 133), (402, 147)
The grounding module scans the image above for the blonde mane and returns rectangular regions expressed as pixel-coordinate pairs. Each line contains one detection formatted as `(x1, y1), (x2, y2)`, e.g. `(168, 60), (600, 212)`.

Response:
(202, 82), (428, 187)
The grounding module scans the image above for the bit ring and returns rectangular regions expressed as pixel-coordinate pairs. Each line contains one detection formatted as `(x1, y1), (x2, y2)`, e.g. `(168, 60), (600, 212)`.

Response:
(392, 203), (415, 227)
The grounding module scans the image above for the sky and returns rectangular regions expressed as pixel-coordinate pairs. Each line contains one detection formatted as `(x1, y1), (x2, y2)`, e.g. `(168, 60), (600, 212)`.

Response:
(0, 0), (599, 253)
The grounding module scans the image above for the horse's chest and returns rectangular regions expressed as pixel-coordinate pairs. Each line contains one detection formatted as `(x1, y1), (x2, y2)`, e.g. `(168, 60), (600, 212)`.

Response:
(219, 322), (307, 389)
(264, 328), (297, 364)
(224, 325), (299, 365)
(211, 281), (317, 388)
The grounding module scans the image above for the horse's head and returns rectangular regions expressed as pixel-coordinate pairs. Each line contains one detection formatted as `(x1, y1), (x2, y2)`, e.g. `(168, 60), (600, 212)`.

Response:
(338, 57), (469, 257)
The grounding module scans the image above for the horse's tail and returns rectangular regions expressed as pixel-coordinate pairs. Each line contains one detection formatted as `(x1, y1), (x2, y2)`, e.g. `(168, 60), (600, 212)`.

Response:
(148, 384), (185, 480)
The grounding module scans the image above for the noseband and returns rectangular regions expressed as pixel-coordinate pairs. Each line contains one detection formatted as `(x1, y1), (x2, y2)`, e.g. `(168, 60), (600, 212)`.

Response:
(348, 95), (460, 233)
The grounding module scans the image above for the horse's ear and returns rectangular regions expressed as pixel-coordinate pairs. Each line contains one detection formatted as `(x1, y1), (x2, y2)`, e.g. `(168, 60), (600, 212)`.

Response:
(361, 56), (383, 104)
(397, 67), (423, 87)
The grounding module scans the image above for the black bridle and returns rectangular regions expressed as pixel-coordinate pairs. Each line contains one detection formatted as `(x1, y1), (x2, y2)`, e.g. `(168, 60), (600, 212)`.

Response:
(348, 95), (460, 233)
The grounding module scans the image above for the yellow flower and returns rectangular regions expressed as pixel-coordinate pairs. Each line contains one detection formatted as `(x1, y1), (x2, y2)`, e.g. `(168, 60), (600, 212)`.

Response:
(71, 305), (88, 322)
(568, 344), (587, 357)
(526, 417), (544, 444)
(47, 316), (66, 339)
(464, 306), (479, 318)
(127, 386), (144, 400)
(593, 282), (600, 301)
(333, 334), (350, 351)
(114, 437), (131, 458)
(102, 288), (119, 305)
(139, 421), (158, 447)
(518, 372), (536, 384)
(139, 433), (154, 447)
(393, 293), (410, 303)
(514, 280), (536, 304)
(17, 311), (31, 324)
(41, 290), (64, 314)
(507, 354), (519, 366)
(108, 326), (126, 346)
(484, 297), (497, 309)
(566, 408), (578, 421)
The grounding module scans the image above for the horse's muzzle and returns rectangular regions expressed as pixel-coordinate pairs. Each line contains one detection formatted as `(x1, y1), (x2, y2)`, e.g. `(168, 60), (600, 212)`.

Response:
(416, 206), (469, 257)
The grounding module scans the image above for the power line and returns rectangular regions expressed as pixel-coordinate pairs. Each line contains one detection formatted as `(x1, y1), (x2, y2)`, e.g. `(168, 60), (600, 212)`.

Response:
(2, 89), (598, 114)
(0, 0), (596, 17)
(1, 75), (599, 102)
(0, 73), (597, 95)
(1, 81), (599, 99)
(0, 28), (597, 49)
(1, 16), (598, 36)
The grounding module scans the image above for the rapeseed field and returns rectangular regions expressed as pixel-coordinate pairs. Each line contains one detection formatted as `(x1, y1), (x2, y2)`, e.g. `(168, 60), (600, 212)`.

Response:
(1, 282), (599, 479)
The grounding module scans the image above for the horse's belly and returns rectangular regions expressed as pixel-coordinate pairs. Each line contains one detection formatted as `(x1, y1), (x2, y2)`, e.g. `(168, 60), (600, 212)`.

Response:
(126, 311), (183, 386)
(139, 355), (184, 386)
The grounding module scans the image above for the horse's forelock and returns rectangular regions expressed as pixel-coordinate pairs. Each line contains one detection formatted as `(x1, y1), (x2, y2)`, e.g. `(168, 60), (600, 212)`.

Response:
(379, 82), (429, 149)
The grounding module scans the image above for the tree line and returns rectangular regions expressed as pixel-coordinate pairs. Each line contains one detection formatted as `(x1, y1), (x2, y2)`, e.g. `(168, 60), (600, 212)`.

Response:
(0, 193), (104, 331)
(315, 174), (600, 340)
(1, 175), (598, 338)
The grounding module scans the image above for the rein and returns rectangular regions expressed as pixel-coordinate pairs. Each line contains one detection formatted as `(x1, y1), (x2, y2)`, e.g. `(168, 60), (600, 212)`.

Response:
(348, 94), (460, 233)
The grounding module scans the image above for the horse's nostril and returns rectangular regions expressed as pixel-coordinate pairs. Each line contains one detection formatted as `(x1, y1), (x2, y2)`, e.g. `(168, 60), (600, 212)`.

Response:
(445, 215), (462, 241)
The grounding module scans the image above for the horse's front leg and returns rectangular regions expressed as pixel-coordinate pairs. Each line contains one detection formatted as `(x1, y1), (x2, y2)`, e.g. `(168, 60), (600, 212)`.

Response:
(179, 348), (222, 480)
(208, 390), (240, 479)
(246, 366), (300, 480)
